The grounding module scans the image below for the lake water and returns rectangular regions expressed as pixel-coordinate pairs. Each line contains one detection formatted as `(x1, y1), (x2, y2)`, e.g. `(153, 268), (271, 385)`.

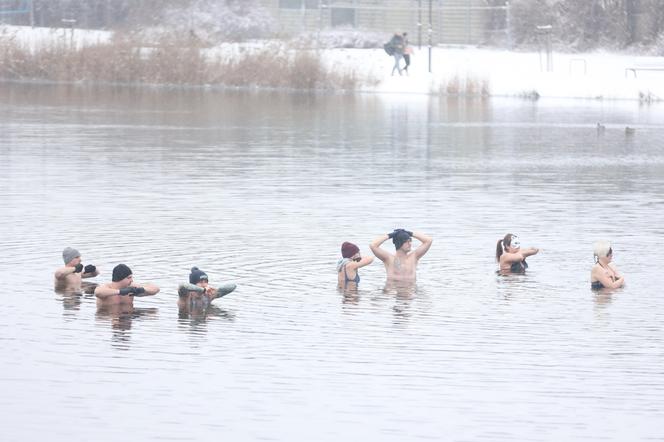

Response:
(1, 84), (663, 441)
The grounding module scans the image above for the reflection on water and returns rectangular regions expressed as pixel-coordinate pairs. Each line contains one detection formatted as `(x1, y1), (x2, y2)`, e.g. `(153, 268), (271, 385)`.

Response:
(55, 282), (97, 315)
(56, 292), (83, 312)
(382, 279), (418, 321)
(338, 285), (360, 305)
(178, 302), (236, 326)
(1, 84), (664, 441)
(95, 305), (159, 350)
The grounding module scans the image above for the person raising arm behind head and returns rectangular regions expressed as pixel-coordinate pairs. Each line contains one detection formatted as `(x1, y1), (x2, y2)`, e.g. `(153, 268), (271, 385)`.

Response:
(496, 233), (539, 274)
(370, 229), (432, 281)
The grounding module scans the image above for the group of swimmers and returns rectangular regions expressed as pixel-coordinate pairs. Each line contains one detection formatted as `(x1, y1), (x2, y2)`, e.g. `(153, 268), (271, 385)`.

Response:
(54, 229), (624, 312)
(54, 247), (237, 311)
(337, 229), (625, 290)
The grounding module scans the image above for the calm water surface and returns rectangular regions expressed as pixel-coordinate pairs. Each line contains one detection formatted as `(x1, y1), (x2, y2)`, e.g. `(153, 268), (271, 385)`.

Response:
(1, 85), (663, 441)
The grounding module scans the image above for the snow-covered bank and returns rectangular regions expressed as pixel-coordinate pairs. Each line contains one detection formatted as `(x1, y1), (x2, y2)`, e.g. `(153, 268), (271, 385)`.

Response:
(323, 46), (664, 101)
(0, 25), (111, 49)
(2, 25), (664, 101)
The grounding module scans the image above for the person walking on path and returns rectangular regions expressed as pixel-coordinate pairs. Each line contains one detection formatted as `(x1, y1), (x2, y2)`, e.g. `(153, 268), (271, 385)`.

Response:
(402, 32), (412, 74)
(387, 32), (405, 76)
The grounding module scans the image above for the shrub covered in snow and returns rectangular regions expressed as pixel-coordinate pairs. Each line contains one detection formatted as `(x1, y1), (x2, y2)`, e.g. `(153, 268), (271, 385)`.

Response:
(151, 0), (277, 44)
(292, 28), (385, 49)
(509, 0), (664, 52)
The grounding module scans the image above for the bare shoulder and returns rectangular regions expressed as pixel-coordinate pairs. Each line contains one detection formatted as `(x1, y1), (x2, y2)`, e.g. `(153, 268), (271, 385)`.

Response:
(406, 252), (419, 261)
(500, 252), (523, 264)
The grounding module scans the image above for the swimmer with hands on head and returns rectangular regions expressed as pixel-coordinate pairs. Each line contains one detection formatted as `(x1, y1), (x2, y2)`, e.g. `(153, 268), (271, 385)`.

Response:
(94, 264), (159, 306)
(337, 242), (374, 287)
(591, 240), (624, 289)
(370, 229), (432, 281)
(54, 247), (99, 291)
(496, 233), (539, 274)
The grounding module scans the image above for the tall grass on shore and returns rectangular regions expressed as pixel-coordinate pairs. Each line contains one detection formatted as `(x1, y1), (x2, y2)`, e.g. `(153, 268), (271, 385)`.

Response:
(0, 36), (357, 90)
(438, 75), (490, 97)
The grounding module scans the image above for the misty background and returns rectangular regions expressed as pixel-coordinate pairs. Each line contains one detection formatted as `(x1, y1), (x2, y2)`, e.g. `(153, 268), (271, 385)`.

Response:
(1, 0), (664, 53)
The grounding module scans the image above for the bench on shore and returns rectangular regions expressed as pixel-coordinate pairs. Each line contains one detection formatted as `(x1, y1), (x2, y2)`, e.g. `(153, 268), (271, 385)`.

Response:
(625, 65), (664, 78)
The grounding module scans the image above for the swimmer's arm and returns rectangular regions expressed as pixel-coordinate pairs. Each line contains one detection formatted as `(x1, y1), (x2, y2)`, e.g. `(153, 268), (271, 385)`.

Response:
(608, 262), (623, 279)
(179, 283), (203, 297)
(346, 255), (374, 271)
(595, 270), (624, 289)
(370, 235), (392, 263)
(82, 269), (100, 279)
(521, 247), (539, 258)
(94, 284), (121, 299)
(210, 283), (237, 300)
(412, 231), (433, 259)
(54, 266), (75, 280)
(132, 283), (160, 296)
(501, 252), (525, 264)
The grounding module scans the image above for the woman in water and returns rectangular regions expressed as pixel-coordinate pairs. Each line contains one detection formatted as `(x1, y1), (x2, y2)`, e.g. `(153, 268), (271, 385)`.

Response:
(591, 240), (624, 289)
(496, 233), (539, 273)
(337, 242), (374, 287)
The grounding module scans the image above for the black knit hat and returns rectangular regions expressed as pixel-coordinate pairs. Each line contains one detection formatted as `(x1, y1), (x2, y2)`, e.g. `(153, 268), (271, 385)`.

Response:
(112, 264), (132, 282)
(393, 230), (412, 250)
(189, 267), (209, 284)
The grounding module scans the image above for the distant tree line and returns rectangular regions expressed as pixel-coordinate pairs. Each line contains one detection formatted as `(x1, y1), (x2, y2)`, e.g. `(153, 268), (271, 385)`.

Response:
(2, 0), (258, 30)
(510, 0), (664, 50)
(3, 0), (663, 51)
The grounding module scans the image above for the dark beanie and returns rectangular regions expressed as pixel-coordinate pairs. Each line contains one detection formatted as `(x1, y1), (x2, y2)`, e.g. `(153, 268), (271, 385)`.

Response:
(393, 230), (412, 250)
(112, 264), (132, 282)
(341, 242), (360, 259)
(189, 267), (208, 284)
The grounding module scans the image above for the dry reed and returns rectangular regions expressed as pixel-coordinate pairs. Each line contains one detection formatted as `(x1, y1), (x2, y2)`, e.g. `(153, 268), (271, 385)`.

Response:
(438, 75), (490, 97)
(0, 36), (357, 91)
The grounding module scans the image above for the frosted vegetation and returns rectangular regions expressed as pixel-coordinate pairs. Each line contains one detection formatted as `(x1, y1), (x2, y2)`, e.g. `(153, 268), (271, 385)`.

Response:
(1, 0), (664, 93)
(0, 34), (357, 90)
(0, 1), (359, 90)
(15, 0), (664, 53)
(509, 0), (664, 54)
(153, 0), (277, 44)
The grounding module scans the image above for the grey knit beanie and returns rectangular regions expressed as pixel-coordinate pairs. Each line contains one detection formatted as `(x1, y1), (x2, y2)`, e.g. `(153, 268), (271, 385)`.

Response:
(62, 247), (80, 264)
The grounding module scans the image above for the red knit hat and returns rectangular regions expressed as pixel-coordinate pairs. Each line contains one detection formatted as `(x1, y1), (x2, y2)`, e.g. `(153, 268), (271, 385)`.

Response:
(341, 242), (360, 258)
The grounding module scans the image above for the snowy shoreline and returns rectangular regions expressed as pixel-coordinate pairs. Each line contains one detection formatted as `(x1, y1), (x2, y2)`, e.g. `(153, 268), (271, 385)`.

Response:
(2, 25), (664, 101)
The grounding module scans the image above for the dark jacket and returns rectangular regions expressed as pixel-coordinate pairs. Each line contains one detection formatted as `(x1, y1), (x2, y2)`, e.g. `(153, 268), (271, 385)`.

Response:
(388, 34), (405, 55)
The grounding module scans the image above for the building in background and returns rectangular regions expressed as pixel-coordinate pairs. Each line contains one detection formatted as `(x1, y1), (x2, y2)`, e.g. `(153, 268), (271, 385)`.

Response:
(0, 0), (511, 47)
(258, 0), (510, 46)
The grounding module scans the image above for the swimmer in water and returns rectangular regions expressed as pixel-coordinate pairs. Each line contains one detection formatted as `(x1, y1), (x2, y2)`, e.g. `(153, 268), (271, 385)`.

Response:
(54, 247), (99, 292)
(178, 267), (236, 311)
(496, 233), (539, 274)
(94, 264), (159, 307)
(591, 240), (624, 289)
(337, 242), (374, 288)
(370, 229), (432, 281)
